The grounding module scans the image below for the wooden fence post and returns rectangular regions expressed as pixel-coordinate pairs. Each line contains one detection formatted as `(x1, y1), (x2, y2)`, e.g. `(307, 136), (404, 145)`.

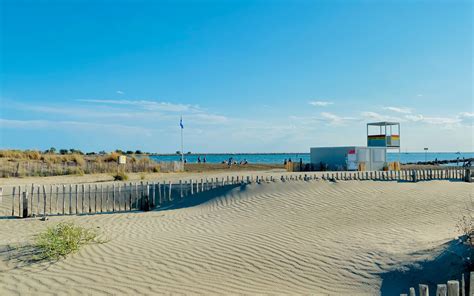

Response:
(105, 184), (109, 212)
(144, 184), (150, 211)
(465, 168), (472, 182)
(36, 185), (40, 216)
(49, 185), (52, 214)
(43, 185), (47, 217)
(81, 184), (85, 213)
(62, 184), (66, 215)
(18, 186), (21, 216)
(135, 183), (139, 208)
(89, 184), (92, 213)
(71, 184), (75, 214)
(180, 180), (183, 198)
(94, 184), (98, 213)
(127, 183), (131, 210)
(56, 185), (59, 214)
(112, 184), (116, 212)
(436, 284), (447, 296)
(462, 273), (465, 296)
(140, 182), (145, 209)
(447, 280), (459, 296)
(190, 180), (193, 195)
(158, 182), (162, 205)
(69, 184), (73, 214)
(419, 284), (429, 296)
(11, 187), (15, 217)
(152, 182), (156, 207)
(469, 272), (474, 296)
(30, 184), (34, 215)
(101, 184), (104, 213)
(169, 181), (172, 202)
(117, 184), (121, 212)
(409, 287), (415, 296)
(22, 191), (28, 218)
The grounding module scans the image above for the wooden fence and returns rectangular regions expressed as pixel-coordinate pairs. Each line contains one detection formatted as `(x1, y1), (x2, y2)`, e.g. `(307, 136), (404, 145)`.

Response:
(0, 160), (183, 178)
(0, 168), (470, 218)
(400, 272), (473, 296)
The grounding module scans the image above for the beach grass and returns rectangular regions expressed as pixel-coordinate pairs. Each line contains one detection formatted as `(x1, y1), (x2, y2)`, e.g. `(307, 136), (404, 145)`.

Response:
(35, 222), (101, 260)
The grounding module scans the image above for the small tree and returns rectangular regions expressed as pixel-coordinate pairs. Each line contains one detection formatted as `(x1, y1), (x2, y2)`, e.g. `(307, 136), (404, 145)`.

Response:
(59, 149), (69, 155)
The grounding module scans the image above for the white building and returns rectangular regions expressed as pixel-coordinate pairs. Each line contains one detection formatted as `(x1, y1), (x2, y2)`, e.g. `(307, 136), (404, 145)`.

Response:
(310, 146), (387, 171)
(310, 122), (400, 171)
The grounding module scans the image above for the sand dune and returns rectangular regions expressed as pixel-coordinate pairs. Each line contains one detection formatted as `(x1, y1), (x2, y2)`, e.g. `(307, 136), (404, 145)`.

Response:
(0, 180), (472, 295)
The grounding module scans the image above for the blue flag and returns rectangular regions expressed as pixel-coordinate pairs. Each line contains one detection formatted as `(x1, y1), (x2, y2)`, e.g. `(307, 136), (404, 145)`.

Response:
(180, 117), (184, 129)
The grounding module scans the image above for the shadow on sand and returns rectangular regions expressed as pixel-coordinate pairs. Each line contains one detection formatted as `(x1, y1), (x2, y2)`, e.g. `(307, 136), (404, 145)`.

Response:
(379, 238), (471, 295)
(159, 183), (248, 211)
(0, 243), (57, 272)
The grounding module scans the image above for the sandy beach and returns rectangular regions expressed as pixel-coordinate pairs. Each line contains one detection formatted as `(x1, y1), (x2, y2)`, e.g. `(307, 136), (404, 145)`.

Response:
(0, 179), (471, 295)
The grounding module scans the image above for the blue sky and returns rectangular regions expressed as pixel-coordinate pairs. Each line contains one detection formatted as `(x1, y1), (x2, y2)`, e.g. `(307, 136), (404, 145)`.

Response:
(0, 0), (472, 153)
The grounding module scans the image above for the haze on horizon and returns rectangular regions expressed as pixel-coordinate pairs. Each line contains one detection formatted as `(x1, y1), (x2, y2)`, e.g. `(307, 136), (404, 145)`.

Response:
(0, 0), (472, 153)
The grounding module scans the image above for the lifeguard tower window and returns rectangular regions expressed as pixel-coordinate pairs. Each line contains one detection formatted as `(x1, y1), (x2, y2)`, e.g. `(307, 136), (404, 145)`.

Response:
(367, 122), (400, 148)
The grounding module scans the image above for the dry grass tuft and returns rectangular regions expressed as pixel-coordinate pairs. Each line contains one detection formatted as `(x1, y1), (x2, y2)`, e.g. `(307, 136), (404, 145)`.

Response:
(35, 223), (103, 260)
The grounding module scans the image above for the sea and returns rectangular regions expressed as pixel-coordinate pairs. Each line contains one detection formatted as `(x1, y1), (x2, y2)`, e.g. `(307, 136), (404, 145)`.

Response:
(150, 152), (474, 165)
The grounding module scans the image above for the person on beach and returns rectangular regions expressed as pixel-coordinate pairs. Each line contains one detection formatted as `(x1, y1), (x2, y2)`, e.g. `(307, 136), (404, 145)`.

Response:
(203, 157), (206, 163)
(284, 159), (287, 165)
(197, 156), (201, 163)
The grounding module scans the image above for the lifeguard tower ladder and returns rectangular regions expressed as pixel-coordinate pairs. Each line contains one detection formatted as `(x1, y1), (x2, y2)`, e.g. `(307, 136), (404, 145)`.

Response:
(367, 122), (401, 163)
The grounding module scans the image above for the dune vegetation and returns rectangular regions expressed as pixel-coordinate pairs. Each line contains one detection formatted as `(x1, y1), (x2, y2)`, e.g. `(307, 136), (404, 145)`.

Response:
(0, 149), (160, 178)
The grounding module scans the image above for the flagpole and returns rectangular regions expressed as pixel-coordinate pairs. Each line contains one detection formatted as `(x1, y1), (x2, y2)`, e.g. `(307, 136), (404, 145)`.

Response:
(181, 126), (184, 165)
(180, 116), (184, 166)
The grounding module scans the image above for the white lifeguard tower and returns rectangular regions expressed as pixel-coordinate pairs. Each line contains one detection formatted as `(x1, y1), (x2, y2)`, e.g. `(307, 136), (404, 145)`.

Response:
(366, 122), (401, 149)
(367, 121), (401, 164)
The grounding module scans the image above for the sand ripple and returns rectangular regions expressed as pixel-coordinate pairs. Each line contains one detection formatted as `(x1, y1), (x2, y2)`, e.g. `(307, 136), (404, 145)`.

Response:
(0, 180), (472, 295)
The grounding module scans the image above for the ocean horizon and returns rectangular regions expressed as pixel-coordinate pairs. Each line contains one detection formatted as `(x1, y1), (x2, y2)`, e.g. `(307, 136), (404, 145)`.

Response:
(150, 152), (474, 165)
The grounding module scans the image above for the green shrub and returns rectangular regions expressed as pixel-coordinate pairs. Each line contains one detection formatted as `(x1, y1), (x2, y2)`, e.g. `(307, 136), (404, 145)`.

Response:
(35, 223), (100, 260)
(113, 171), (128, 181)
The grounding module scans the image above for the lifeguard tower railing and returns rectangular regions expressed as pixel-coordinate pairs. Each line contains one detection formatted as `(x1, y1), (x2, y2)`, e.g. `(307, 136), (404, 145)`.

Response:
(367, 122), (400, 148)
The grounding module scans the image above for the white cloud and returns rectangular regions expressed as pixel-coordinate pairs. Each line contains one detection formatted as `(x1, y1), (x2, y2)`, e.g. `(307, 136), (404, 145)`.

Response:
(78, 99), (198, 113)
(383, 106), (412, 114)
(421, 116), (461, 126)
(404, 114), (424, 122)
(320, 112), (356, 126)
(417, 94), (423, 97)
(0, 118), (153, 136)
(309, 101), (334, 107)
(459, 112), (474, 118)
(361, 111), (401, 122)
(116, 90), (124, 95)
